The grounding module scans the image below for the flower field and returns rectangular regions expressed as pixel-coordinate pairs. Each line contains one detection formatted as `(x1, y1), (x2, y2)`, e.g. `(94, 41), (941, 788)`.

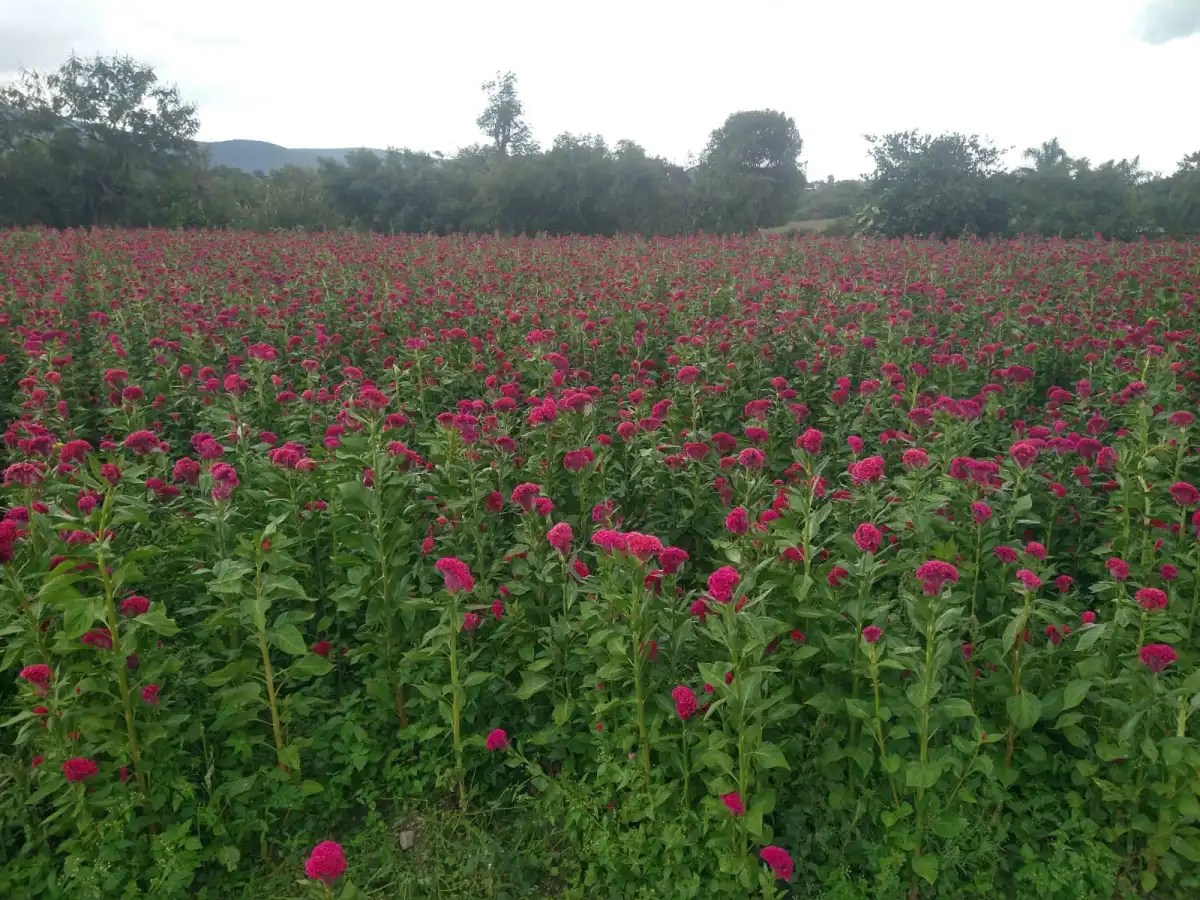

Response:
(2, 229), (1199, 898)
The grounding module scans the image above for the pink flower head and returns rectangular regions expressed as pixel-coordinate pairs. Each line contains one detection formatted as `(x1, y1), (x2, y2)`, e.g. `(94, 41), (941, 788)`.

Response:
(626, 532), (664, 564)
(19, 664), (51, 693)
(62, 757), (98, 783)
(901, 448), (930, 470)
(671, 685), (698, 720)
(592, 529), (628, 555)
(141, 684), (160, 705)
(707, 565), (741, 603)
(759, 846), (794, 881)
(485, 728), (509, 751)
(1024, 542), (1046, 561)
(546, 522), (574, 556)
(1016, 569), (1043, 591)
(1009, 440), (1039, 468)
(724, 507), (749, 535)
(1105, 558), (1129, 582)
(971, 501), (993, 525)
(1054, 574), (1075, 592)
(122, 430), (162, 455)
(462, 611), (482, 632)
(721, 791), (745, 817)
(1169, 481), (1200, 507)
(796, 428), (824, 455)
(995, 546), (1018, 564)
(1080, 610), (1096, 624)
(658, 546), (688, 574)
(848, 455), (885, 485)
(120, 595), (150, 617)
(853, 523), (881, 554)
(304, 841), (347, 885)
(862, 625), (883, 644)
(738, 447), (765, 469)
(171, 457), (201, 485)
(1139, 643), (1177, 674)
(915, 560), (960, 595)
(511, 482), (541, 511)
(434, 557), (475, 593)
(1135, 587), (1168, 612)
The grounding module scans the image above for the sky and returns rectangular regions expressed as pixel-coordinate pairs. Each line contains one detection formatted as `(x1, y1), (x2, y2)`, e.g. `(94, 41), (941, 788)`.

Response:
(2, 0), (1198, 179)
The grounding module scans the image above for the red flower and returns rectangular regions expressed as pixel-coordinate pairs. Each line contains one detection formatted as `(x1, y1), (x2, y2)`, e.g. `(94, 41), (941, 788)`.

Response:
(902, 448), (930, 469)
(1016, 569), (1042, 591)
(847, 455), (885, 485)
(19, 664), (51, 693)
(120, 595), (150, 617)
(1080, 610), (1097, 624)
(671, 685), (698, 720)
(1105, 558), (1129, 581)
(81, 628), (113, 650)
(304, 841), (347, 885)
(914, 560), (960, 595)
(625, 532), (664, 563)
(511, 482), (541, 511)
(795, 428), (824, 454)
(122, 430), (162, 455)
(1009, 440), (1039, 468)
(862, 625), (883, 644)
(1139, 643), (1176, 673)
(435, 557), (474, 593)
(853, 523), (881, 554)
(62, 757), (98, 783)
(546, 522), (574, 556)
(658, 546), (688, 574)
(827, 566), (849, 588)
(1169, 482), (1199, 507)
(462, 611), (482, 632)
(721, 791), (745, 816)
(724, 507), (749, 535)
(141, 684), (160, 705)
(311, 640), (332, 657)
(485, 728), (509, 751)
(707, 565), (740, 603)
(759, 845), (794, 881)
(1135, 587), (1168, 611)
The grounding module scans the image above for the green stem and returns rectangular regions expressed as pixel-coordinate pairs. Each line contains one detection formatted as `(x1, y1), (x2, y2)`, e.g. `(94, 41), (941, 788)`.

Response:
(448, 595), (466, 810)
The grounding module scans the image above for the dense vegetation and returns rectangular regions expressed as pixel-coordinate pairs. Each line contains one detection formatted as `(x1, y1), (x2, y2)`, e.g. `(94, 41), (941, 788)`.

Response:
(2, 55), (1198, 238)
(1, 229), (1199, 898)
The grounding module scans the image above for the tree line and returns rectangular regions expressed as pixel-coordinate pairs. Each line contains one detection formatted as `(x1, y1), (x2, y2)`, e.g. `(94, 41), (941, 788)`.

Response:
(1, 54), (1197, 238)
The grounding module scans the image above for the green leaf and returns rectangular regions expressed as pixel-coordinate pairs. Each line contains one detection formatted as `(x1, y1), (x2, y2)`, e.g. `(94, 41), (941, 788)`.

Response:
(208, 559), (250, 596)
(63, 597), (99, 640)
(1007, 692), (1042, 731)
(905, 761), (940, 790)
(754, 743), (790, 771)
(203, 661), (248, 687)
(1075, 623), (1105, 653)
(845, 698), (872, 720)
(135, 606), (179, 637)
(285, 654), (333, 680)
(912, 853), (939, 885)
(1062, 679), (1091, 710)
(463, 671), (492, 688)
(938, 698), (975, 719)
(513, 671), (551, 700)
(300, 779), (324, 795)
(269, 624), (308, 656)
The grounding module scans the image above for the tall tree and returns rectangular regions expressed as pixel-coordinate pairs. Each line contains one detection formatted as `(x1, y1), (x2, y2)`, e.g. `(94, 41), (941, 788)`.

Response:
(0, 53), (199, 226)
(476, 71), (536, 157)
(861, 131), (1007, 238)
(693, 110), (804, 231)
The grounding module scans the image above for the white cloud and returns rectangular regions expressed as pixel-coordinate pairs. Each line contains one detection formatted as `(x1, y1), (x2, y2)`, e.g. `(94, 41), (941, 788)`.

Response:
(3, 0), (1198, 178)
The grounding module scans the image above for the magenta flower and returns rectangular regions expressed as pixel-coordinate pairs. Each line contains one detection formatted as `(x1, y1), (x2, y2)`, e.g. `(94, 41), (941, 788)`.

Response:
(862, 625), (883, 644)
(304, 841), (347, 885)
(435, 557), (475, 593)
(759, 845), (794, 881)
(485, 728), (509, 751)
(721, 791), (745, 816)
(1139, 644), (1177, 673)
(546, 522), (574, 556)
(914, 560), (960, 595)
(671, 685), (698, 720)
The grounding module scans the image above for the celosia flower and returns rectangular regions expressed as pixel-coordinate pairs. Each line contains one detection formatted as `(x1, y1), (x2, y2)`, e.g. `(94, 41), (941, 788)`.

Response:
(847, 455), (885, 485)
(18, 664), (51, 693)
(971, 502), (993, 524)
(1105, 558), (1129, 581)
(546, 522), (573, 556)
(485, 728), (509, 751)
(435, 557), (474, 593)
(707, 566), (740, 603)
(304, 841), (347, 885)
(853, 523), (881, 554)
(721, 791), (745, 816)
(1139, 644), (1176, 673)
(141, 684), (160, 705)
(862, 625), (883, 644)
(462, 612), (482, 632)
(1016, 569), (1042, 591)
(915, 560), (960, 595)
(1135, 587), (1168, 611)
(759, 846), (794, 881)
(795, 428), (824, 454)
(902, 448), (930, 469)
(625, 532), (664, 564)
(658, 546), (688, 574)
(62, 757), (98, 783)
(120, 595), (150, 617)
(671, 685), (698, 720)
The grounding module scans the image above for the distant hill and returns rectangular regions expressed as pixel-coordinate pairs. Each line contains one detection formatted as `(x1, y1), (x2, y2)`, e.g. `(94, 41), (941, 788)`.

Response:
(202, 140), (384, 173)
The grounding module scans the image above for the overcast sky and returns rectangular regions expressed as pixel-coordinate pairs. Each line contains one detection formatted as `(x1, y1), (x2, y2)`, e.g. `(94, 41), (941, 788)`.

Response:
(2, 0), (1198, 179)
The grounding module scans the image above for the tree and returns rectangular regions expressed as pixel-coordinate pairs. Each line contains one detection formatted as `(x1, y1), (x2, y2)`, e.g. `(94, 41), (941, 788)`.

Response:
(861, 131), (1007, 238)
(476, 71), (536, 157)
(0, 53), (199, 226)
(693, 110), (805, 231)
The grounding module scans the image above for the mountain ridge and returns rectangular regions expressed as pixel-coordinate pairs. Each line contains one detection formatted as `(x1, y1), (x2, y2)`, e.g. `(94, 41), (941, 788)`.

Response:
(202, 139), (384, 173)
